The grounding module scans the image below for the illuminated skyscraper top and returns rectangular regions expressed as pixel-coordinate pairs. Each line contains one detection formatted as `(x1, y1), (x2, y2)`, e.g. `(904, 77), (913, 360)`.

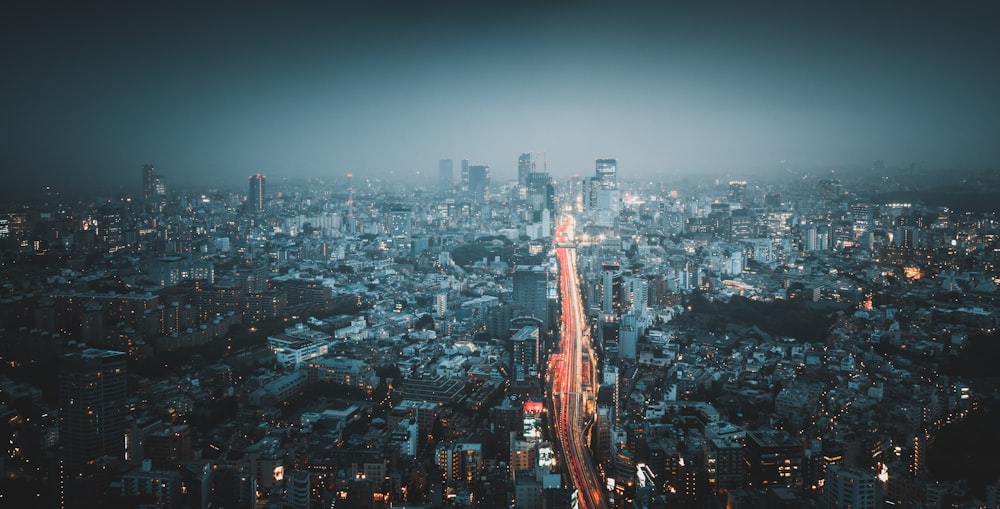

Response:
(249, 173), (266, 212)
(595, 158), (617, 189)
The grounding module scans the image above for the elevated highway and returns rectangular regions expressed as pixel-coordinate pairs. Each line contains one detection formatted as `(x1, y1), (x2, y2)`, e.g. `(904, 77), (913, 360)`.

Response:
(549, 214), (607, 509)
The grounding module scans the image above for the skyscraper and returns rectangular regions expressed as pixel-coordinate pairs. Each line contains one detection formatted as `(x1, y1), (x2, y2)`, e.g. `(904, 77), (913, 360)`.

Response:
(468, 165), (490, 197)
(142, 164), (156, 200)
(510, 325), (540, 383)
(141, 164), (167, 210)
(728, 180), (747, 205)
(525, 171), (555, 214)
(518, 153), (534, 187)
(439, 159), (454, 190)
(595, 158), (618, 189)
(513, 265), (549, 332)
(60, 348), (128, 474)
(461, 159), (470, 190)
(248, 174), (266, 212)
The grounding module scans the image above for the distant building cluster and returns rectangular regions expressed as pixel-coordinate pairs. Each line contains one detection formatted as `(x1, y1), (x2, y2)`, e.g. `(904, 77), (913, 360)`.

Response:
(0, 158), (999, 508)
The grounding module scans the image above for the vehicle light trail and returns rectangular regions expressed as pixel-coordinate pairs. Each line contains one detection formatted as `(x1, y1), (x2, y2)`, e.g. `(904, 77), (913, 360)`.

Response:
(549, 214), (608, 509)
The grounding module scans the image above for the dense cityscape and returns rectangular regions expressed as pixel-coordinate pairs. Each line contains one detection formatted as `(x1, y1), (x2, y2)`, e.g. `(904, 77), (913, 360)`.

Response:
(1, 156), (999, 508)
(4, 1), (1000, 508)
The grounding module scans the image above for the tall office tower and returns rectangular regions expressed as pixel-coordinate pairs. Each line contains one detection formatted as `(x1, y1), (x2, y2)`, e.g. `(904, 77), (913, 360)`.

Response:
(510, 325), (540, 383)
(619, 312), (638, 360)
(142, 164), (156, 200)
(389, 207), (413, 239)
(468, 164), (490, 197)
(525, 171), (555, 214)
(601, 364), (620, 425)
(141, 165), (167, 212)
(248, 173), (266, 212)
(823, 465), (883, 509)
(601, 263), (623, 315)
(595, 158), (618, 189)
(897, 226), (919, 248)
(152, 175), (167, 198)
(625, 276), (649, 316)
(436, 292), (448, 317)
(461, 159), (470, 190)
(592, 406), (612, 467)
(851, 202), (874, 232)
(513, 265), (549, 332)
(492, 399), (522, 462)
(439, 159), (454, 189)
(805, 226), (820, 252)
(728, 180), (747, 205)
(98, 204), (125, 253)
(518, 153), (534, 187)
(60, 348), (128, 474)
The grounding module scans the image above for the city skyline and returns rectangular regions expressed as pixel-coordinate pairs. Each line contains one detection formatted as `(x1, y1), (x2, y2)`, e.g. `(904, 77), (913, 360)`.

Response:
(2, 141), (999, 506)
(3, 1), (1000, 195)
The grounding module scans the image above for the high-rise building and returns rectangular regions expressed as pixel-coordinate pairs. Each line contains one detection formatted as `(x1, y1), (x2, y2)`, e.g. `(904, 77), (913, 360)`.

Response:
(439, 159), (454, 190)
(248, 174), (266, 212)
(60, 348), (128, 474)
(601, 263), (624, 315)
(805, 226), (820, 252)
(728, 180), (747, 205)
(619, 311), (638, 360)
(492, 399), (522, 462)
(286, 470), (311, 509)
(436, 442), (483, 490)
(98, 204), (126, 253)
(461, 159), (470, 190)
(704, 438), (745, 493)
(851, 202), (874, 232)
(142, 164), (156, 200)
(823, 464), (883, 509)
(436, 292), (448, 317)
(518, 153), (534, 187)
(510, 325), (540, 383)
(595, 158), (618, 189)
(592, 406), (612, 467)
(513, 265), (549, 332)
(525, 171), (555, 214)
(468, 165), (490, 197)
(142, 164), (167, 208)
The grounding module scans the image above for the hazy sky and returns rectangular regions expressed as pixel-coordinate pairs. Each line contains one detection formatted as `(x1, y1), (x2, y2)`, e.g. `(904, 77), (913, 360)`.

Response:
(3, 1), (999, 195)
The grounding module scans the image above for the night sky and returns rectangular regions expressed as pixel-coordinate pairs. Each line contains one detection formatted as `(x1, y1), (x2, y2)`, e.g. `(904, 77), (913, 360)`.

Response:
(3, 1), (999, 195)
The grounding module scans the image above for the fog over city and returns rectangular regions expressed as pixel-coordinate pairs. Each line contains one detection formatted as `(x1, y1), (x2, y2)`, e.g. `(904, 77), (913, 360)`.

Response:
(5, 3), (1000, 509)
(3, 1), (999, 195)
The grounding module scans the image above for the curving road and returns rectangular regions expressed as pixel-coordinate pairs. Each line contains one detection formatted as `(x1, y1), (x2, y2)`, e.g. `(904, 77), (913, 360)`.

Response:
(550, 214), (608, 509)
